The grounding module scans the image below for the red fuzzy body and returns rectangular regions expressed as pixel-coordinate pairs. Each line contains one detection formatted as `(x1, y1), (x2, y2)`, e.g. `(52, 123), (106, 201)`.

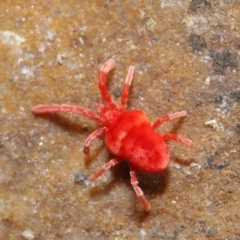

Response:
(105, 110), (169, 173)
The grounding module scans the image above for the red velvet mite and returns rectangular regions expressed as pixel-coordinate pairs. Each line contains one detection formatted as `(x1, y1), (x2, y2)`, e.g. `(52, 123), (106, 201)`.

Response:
(32, 59), (193, 212)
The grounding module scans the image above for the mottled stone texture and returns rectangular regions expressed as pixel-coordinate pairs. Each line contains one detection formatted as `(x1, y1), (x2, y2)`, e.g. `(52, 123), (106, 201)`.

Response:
(0, 1), (239, 239)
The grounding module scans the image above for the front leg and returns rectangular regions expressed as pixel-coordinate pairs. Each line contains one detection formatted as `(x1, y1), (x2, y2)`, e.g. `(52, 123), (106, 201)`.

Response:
(130, 167), (151, 212)
(83, 127), (107, 154)
(120, 65), (134, 111)
(32, 104), (104, 124)
(152, 111), (187, 129)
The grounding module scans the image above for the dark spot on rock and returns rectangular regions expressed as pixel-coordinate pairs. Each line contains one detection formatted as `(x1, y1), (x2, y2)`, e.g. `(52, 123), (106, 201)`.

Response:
(209, 50), (238, 73)
(189, 0), (206, 10)
(237, 38), (240, 48)
(223, 98), (232, 109)
(229, 237), (240, 240)
(235, 123), (240, 135)
(213, 95), (223, 104)
(82, 125), (89, 132)
(113, 88), (122, 98)
(152, 225), (184, 239)
(206, 155), (230, 170)
(213, 96), (232, 112)
(195, 101), (202, 107)
(198, 220), (215, 237)
(189, 34), (206, 51)
(74, 173), (88, 183)
(230, 90), (240, 102)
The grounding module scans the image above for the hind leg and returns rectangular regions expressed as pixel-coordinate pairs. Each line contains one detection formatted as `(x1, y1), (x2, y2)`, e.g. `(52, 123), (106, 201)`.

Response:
(88, 158), (121, 181)
(130, 167), (150, 212)
(161, 133), (193, 147)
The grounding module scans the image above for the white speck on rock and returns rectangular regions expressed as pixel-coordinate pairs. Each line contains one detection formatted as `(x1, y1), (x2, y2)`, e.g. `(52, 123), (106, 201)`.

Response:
(182, 14), (209, 34)
(56, 53), (67, 64)
(20, 66), (34, 78)
(161, 0), (183, 8)
(21, 229), (35, 240)
(0, 30), (25, 46)
(145, 17), (156, 31)
(78, 37), (84, 45)
(205, 119), (218, 129)
(39, 43), (46, 53)
(140, 228), (147, 240)
(205, 77), (210, 86)
(190, 162), (201, 168)
(45, 30), (56, 40)
(18, 57), (24, 64)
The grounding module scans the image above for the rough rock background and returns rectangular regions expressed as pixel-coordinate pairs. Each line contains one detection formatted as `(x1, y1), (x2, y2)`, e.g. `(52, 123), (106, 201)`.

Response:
(0, 1), (239, 239)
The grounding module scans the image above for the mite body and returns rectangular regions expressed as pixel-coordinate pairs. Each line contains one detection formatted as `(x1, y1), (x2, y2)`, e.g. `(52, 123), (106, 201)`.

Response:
(32, 59), (193, 212)
(105, 110), (170, 173)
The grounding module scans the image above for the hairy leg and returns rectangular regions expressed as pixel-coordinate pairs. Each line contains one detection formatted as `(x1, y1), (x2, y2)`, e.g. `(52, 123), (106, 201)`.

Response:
(98, 59), (118, 109)
(88, 158), (121, 181)
(152, 111), (187, 129)
(32, 104), (104, 124)
(161, 133), (193, 147)
(83, 127), (107, 154)
(120, 66), (134, 110)
(130, 167), (151, 212)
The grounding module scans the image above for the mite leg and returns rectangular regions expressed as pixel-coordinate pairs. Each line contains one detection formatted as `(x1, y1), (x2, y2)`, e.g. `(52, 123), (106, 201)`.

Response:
(161, 133), (193, 147)
(83, 127), (107, 154)
(152, 111), (187, 129)
(32, 104), (104, 125)
(120, 65), (134, 110)
(130, 167), (151, 212)
(88, 158), (121, 181)
(98, 59), (118, 110)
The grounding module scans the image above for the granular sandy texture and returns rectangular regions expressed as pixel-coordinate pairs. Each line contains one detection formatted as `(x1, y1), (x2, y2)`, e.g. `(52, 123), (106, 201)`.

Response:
(0, 1), (239, 239)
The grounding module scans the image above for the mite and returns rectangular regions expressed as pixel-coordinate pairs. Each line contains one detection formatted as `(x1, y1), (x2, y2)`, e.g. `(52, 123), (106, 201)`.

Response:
(32, 59), (193, 212)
